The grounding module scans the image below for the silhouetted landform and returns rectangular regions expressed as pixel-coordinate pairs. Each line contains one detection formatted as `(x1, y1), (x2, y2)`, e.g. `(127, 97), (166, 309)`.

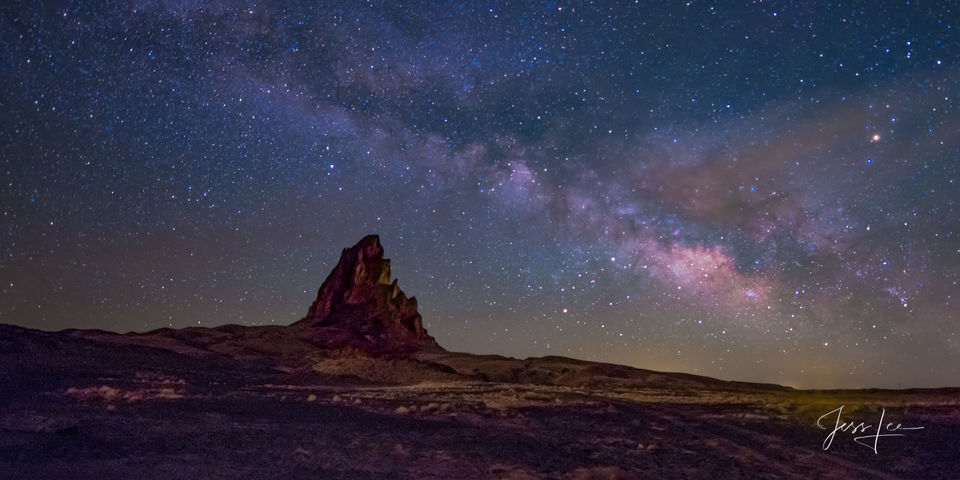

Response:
(294, 234), (441, 355)
(1, 236), (957, 479)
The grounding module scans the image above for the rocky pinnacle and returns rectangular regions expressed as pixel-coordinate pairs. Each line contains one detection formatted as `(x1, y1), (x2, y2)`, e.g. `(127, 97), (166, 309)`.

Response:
(295, 235), (441, 355)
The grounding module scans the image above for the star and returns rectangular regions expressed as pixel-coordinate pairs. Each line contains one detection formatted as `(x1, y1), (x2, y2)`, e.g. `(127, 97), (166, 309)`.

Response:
(0, 0), (955, 389)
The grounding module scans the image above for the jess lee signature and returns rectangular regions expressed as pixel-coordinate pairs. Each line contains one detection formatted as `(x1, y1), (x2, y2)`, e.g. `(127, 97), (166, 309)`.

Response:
(817, 405), (924, 454)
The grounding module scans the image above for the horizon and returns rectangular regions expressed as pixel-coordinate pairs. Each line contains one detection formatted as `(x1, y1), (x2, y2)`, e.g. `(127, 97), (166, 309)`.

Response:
(2, 1), (958, 390)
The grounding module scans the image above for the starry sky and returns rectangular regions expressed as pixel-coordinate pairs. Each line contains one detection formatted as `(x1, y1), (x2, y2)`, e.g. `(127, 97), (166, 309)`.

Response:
(1, 1), (957, 388)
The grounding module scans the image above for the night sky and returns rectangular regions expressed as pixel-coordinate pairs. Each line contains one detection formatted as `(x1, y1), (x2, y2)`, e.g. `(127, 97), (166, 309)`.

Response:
(2, 1), (957, 388)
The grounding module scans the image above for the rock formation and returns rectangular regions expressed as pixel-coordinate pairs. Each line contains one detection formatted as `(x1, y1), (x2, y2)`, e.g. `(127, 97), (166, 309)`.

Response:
(294, 235), (441, 356)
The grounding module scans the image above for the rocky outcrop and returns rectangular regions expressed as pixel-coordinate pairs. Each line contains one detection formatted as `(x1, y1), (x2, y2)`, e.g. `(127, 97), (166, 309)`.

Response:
(294, 235), (441, 356)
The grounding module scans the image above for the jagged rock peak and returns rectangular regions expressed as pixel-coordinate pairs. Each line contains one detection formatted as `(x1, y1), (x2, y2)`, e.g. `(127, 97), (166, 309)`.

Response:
(295, 235), (441, 355)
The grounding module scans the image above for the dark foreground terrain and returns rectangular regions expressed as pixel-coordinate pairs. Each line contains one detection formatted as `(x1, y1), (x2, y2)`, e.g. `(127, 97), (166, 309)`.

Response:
(2, 238), (957, 479)
(1, 323), (958, 480)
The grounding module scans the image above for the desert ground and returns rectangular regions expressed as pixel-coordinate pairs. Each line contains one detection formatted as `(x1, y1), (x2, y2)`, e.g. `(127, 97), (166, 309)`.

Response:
(3, 238), (957, 479)
(1, 323), (958, 480)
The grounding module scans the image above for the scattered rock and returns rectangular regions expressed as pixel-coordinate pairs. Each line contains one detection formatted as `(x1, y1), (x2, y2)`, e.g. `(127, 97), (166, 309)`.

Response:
(293, 447), (311, 457)
(489, 464), (540, 480)
(563, 466), (641, 480)
(66, 385), (183, 402)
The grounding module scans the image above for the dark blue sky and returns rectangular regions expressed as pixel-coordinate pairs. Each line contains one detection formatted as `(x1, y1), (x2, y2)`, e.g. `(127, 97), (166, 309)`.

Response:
(1, 1), (957, 388)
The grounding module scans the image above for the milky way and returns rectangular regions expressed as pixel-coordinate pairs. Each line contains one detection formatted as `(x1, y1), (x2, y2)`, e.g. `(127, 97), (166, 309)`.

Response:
(1, 1), (957, 387)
